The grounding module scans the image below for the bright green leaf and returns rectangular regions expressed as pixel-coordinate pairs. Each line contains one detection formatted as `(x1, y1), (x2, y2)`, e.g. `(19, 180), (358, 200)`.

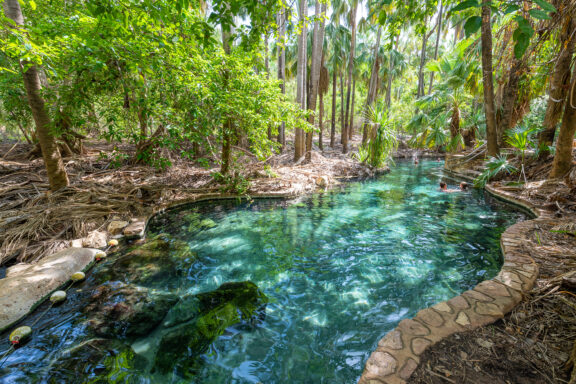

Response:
(529, 9), (551, 20)
(449, 0), (479, 14)
(502, 4), (520, 15)
(533, 0), (557, 12)
(514, 32), (531, 58)
(463, 16), (482, 37)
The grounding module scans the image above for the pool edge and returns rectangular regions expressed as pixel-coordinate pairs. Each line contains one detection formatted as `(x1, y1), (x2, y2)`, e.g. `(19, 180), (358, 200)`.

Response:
(357, 176), (549, 384)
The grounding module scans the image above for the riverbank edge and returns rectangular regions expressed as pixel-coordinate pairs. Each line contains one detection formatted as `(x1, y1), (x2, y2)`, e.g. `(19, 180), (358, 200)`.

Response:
(358, 163), (549, 384)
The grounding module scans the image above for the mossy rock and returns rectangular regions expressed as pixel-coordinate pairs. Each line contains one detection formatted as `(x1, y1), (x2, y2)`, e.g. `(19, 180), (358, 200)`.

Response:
(153, 281), (268, 374)
(199, 219), (217, 229)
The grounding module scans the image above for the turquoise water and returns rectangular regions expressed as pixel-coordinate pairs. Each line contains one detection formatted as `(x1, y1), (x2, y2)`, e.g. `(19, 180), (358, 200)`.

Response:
(0, 161), (526, 383)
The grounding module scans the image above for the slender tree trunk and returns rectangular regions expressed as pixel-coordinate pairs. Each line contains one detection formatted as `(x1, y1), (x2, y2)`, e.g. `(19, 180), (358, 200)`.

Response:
(264, 33), (273, 140)
(330, 69), (337, 147)
(221, 25), (235, 175)
(385, 35), (399, 108)
(481, 1), (499, 157)
(417, 19), (429, 99)
(349, 77), (356, 140)
(428, 0), (443, 94)
(496, 58), (526, 146)
(306, 0), (326, 162)
(294, 0), (307, 161)
(538, 15), (576, 157)
(342, 4), (357, 154)
(340, 72), (345, 146)
(449, 105), (462, 152)
(550, 65), (576, 179)
(319, 91), (324, 150)
(4, 0), (69, 191)
(363, 27), (382, 145)
(277, 9), (286, 151)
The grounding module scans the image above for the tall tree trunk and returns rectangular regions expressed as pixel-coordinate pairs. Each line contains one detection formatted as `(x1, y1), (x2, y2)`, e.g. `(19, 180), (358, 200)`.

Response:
(294, 0), (307, 161)
(305, 0), (327, 162)
(538, 15), (576, 157)
(4, 0), (69, 191)
(319, 91), (324, 150)
(550, 65), (576, 179)
(264, 33), (273, 140)
(220, 24), (235, 175)
(277, 9), (287, 151)
(362, 27), (382, 145)
(481, 1), (499, 157)
(340, 71), (345, 146)
(417, 19), (429, 99)
(342, 4), (357, 154)
(496, 58), (526, 145)
(428, 0), (443, 94)
(330, 69), (337, 147)
(348, 77), (356, 140)
(385, 35), (399, 108)
(449, 105), (462, 152)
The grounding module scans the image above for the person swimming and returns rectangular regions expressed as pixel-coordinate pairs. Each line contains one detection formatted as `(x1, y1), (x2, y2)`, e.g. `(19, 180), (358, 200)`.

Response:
(459, 182), (469, 191)
(439, 182), (458, 192)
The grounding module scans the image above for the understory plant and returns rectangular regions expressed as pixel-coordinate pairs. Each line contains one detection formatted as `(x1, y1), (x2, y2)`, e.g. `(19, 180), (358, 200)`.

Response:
(474, 155), (518, 187)
(357, 105), (397, 168)
(505, 126), (537, 183)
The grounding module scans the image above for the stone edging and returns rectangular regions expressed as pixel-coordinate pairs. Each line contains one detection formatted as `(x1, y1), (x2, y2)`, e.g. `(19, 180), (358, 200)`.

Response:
(358, 182), (546, 384)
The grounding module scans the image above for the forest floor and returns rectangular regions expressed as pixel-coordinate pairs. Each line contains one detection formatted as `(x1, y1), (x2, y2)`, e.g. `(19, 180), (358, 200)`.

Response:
(410, 151), (576, 384)
(0, 135), (396, 266)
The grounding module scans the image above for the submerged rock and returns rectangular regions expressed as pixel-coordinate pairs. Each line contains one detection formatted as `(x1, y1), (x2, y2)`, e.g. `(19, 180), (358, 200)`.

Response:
(180, 210), (218, 234)
(84, 281), (178, 338)
(97, 234), (196, 287)
(153, 281), (268, 374)
(47, 338), (146, 382)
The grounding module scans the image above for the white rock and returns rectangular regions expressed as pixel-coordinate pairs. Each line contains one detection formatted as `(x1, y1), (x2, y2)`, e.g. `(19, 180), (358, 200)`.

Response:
(82, 231), (107, 248)
(0, 248), (99, 332)
(6, 263), (31, 278)
(107, 220), (129, 235)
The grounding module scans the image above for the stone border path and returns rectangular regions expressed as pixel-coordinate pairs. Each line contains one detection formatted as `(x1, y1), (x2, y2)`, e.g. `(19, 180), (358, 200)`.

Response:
(358, 184), (548, 384)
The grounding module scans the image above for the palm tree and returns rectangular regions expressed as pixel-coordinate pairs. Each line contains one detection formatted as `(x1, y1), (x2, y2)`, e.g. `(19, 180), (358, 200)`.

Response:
(550, 65), (576, 179)
(294, 0), (307, 161)
(325, 24), (350, 148)
(410, 46), (480, 152)
(537, 14), (576, 158)
(480, 0), (499, 156)
(276, 6), (287, 150)
(305, 0), (327, 162)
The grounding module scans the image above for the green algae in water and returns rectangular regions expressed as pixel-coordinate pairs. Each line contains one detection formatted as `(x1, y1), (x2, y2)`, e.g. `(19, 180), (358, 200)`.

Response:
(0, 160), (527, 384)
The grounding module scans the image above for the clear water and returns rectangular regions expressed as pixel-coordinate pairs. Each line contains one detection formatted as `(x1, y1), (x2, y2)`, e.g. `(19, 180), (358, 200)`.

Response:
(0, 161), (526, 383)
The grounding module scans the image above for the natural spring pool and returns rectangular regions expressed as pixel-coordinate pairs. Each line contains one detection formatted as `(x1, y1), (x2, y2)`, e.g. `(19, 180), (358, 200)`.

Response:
(0, 160), (526, 383)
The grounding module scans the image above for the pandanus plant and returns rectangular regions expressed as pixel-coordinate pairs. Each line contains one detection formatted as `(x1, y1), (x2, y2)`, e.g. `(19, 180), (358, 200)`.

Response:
(505, 126), (537, 183)
(356, 103), (397, 168)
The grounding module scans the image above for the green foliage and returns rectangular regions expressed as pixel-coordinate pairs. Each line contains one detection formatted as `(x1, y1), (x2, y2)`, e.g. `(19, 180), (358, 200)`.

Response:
(505, 126), (537, 157)
(212, 171), (251, 196)
(474, 155), (518, 187)
(356, 104), (397, 168)
(0, 0), (309, 171)
(449, 0), (557, 58)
